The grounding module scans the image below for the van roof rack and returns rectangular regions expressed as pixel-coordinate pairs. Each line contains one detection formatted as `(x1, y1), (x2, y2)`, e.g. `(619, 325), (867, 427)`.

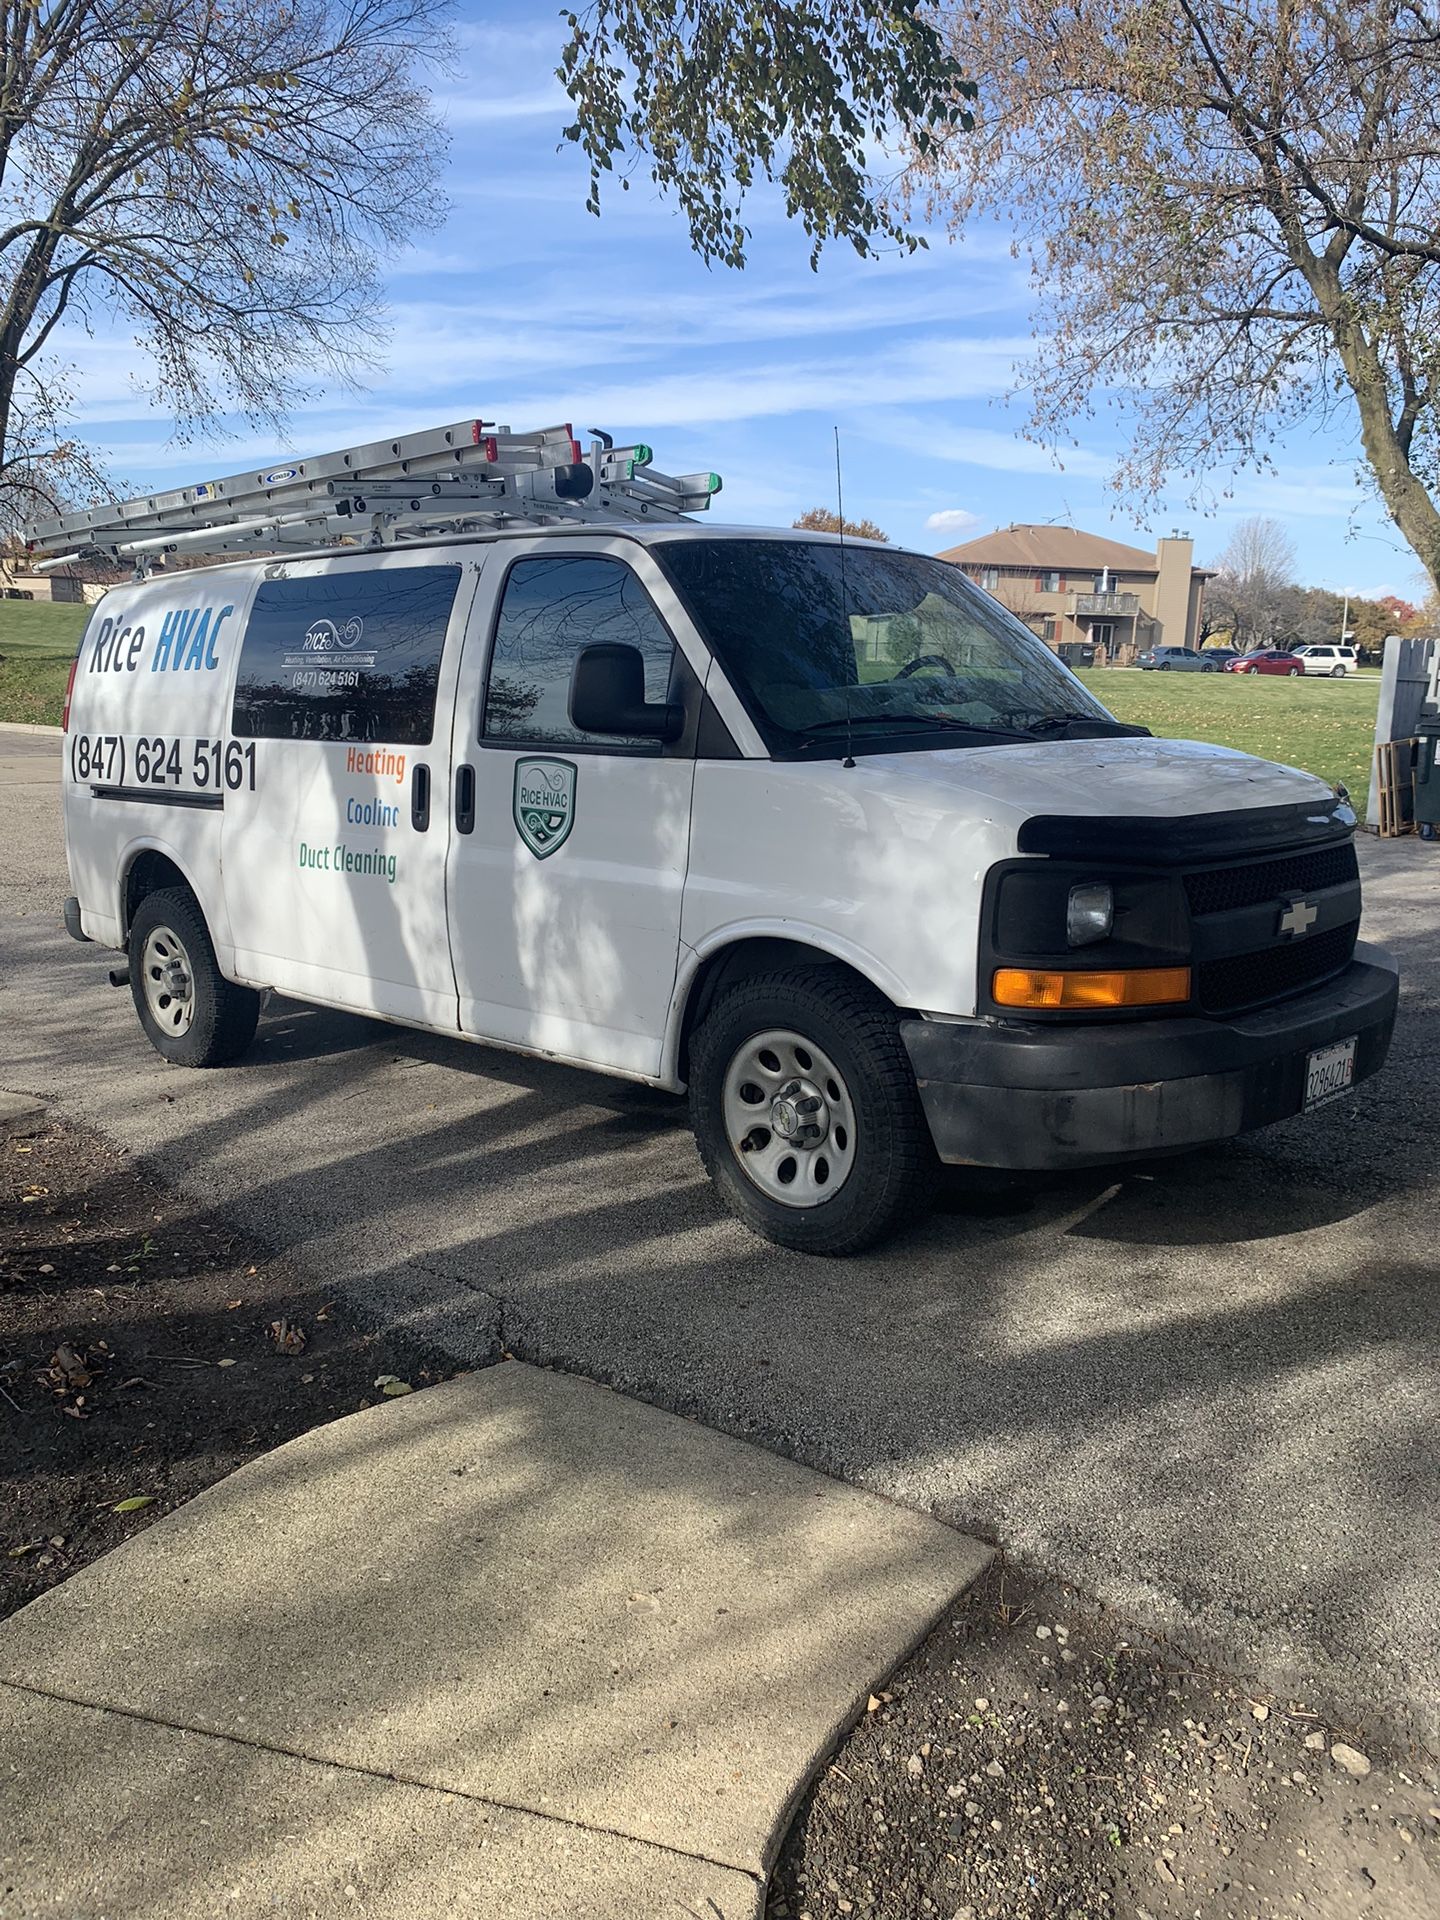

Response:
(23, 420), (723, 572)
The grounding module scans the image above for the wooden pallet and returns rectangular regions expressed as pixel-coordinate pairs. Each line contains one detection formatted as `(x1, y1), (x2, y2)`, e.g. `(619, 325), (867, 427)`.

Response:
(1374, 737), (1420, 837)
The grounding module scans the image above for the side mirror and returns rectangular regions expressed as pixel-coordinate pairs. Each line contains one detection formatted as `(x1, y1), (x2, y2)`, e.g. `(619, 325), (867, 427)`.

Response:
(569, 642), (684, 742)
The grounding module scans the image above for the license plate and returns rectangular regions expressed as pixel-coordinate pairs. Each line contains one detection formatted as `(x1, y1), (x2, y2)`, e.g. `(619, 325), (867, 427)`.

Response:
(1304, 1035), (1357, 1111)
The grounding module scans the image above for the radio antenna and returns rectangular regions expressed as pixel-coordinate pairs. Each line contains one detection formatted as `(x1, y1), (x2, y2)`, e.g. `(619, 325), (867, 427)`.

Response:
(835, 425), (855, 769)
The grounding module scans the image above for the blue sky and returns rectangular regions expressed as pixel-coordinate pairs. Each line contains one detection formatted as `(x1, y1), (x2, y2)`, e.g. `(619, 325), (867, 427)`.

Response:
(65, 3), (1424, 598)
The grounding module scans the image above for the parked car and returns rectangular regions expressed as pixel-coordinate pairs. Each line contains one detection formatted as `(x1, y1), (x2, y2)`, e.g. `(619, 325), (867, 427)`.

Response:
(1200, 648), (1241, 668)
(1294, 645), (1359, 678)
(1138, 645), (1222, 672)
(1226, 649), (1306, 676)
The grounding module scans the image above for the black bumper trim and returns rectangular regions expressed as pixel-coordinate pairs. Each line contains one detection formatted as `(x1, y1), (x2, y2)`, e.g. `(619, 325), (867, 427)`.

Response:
(902, 943), (1398, 1169)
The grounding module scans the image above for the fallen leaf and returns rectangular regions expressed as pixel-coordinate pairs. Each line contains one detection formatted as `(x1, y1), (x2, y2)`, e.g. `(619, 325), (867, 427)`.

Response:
(216, 1357), (237, 1368)
(267, 1318), (306, 1355)
(374, 1375), (413, 1397)
(7, 1541), (42, 1558)
(112, 1496), (155, 1514)
(225, 1298), (244, 1310)
(46, 1344), (93, 1391)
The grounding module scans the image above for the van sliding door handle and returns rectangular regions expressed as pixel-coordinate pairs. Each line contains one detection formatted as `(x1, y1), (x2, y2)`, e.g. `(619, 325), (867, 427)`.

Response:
(411, 762), (431, 831)
(455, 762), (476, 834)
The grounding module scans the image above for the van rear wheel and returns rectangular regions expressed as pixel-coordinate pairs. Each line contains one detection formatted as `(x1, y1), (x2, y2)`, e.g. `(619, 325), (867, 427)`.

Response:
(688, 967), (932, 1254)
(128, 888), (259, 1067)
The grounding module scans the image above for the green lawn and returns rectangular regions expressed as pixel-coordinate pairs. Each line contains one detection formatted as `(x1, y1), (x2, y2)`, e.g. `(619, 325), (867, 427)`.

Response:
(0, 600), (89, 726)
(1077, 668), (1378, 817)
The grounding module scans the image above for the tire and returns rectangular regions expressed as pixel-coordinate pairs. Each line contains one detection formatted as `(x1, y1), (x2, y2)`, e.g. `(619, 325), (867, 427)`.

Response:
(1331, 665), (1345, 678)
(688, 966), (933, 1255)
(1203, 661), (1218, 672)
(1288, 666), (1301, 676)
(1159, 662), (1171, 671)
(128, 887), (259, 1068)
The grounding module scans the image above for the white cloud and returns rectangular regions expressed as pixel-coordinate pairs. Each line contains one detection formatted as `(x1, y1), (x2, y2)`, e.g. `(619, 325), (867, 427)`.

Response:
(871, 412), (1114, 480)
(924, 508), (982, 534)
(432, 87), (569, 127)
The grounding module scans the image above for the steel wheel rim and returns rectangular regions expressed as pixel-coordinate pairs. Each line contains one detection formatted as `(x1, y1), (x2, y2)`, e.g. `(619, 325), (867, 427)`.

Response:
(141, 925), (196, 1036)
(721, 1027), (857, 1208)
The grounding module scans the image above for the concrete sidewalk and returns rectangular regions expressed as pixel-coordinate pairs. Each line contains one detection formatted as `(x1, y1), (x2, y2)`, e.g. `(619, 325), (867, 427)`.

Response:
(0, 1362), (989, 1917)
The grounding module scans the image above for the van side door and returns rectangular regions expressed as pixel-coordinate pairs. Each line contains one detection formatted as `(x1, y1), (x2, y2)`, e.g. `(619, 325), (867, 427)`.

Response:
(444, 540), (703, 1078)
(220, 550), (477, 1025)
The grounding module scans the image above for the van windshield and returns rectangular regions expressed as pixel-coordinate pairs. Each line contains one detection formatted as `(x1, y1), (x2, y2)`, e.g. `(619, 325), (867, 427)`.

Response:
(657, 538), (1122, 755)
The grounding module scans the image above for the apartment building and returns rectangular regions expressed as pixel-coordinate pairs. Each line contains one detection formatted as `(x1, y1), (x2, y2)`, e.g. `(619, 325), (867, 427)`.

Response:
(935, 524), (1212, 659)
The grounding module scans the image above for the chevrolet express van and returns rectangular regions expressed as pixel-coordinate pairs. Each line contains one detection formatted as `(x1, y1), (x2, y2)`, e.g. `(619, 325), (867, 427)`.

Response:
(58, 523), (1399, 1253)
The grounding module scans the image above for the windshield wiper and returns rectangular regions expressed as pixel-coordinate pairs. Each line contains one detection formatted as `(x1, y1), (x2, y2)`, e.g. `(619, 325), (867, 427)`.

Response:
(793, 713), (1031, 747)
(1009, 712), (1151, 739)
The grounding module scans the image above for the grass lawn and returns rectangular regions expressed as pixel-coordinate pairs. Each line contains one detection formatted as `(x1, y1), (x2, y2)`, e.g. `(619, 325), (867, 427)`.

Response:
(1077, 668), (1378, 817)
(0, 600), (89, 726)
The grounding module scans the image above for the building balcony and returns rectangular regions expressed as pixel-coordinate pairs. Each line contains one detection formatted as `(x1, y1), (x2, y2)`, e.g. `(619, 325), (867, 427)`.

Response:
(1072, 591), (1141, 617)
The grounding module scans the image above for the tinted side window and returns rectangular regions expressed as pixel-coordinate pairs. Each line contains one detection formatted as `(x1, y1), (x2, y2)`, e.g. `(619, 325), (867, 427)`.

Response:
(483, 554), (675, 750)
(232, 565), (460, 744)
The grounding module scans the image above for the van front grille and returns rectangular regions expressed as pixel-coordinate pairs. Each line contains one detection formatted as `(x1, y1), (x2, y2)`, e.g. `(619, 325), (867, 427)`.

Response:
(1197, 921), (1359, 1014)
(1184, 842), (1358, 917)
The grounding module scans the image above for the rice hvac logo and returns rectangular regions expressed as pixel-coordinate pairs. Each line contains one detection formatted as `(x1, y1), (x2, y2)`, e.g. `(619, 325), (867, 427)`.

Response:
(513, 757), (576, 859)
(303, 616), (364, 651)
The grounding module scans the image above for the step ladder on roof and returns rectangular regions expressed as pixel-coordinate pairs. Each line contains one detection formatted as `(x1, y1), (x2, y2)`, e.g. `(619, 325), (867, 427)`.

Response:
(23, 420), (723, 572)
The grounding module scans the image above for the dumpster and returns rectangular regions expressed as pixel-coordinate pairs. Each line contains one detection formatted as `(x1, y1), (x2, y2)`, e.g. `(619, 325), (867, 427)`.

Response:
(1059, 640), (1096, 669)
(1416, 715), (1440, 836)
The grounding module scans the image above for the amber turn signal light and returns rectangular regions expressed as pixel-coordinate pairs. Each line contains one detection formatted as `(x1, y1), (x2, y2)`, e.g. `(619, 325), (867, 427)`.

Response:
(992, 966), (1191, 1010)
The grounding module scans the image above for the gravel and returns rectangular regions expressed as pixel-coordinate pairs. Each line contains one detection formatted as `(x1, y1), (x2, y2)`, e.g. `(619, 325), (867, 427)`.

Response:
(767, 1563), (1438, 1920)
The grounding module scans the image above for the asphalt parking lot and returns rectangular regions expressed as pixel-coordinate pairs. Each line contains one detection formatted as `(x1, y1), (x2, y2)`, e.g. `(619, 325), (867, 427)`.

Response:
(3, 729), (1438, 1747)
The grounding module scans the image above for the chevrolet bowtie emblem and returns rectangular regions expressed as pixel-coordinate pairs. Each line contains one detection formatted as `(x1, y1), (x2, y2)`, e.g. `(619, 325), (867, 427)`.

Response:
(1278, 897), (1318, 938)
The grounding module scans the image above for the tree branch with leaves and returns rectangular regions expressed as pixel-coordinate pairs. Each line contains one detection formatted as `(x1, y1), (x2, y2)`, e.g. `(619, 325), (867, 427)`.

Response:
(908, 1), (1440, 590)
(558, 2), (973, 269)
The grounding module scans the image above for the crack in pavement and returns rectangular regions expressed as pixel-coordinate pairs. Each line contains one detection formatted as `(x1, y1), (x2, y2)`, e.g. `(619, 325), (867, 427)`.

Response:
(0, 1677), (764, 1887)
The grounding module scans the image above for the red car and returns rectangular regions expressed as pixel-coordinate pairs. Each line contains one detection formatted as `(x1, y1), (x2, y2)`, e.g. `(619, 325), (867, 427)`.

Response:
(1226, 649), (1306, 676)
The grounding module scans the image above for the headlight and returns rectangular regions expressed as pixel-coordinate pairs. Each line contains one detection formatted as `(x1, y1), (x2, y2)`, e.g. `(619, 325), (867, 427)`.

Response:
(1066, 882), (1113, 947)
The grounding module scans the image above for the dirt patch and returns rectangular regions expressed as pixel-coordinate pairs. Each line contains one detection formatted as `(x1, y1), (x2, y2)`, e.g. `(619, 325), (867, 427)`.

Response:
(1, 1107), (453, 1616)
(768, 1562), (1437, 1920)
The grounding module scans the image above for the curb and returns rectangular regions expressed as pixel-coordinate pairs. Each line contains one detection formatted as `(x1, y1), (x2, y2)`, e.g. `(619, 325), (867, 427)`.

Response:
(0, 720), (61, 736)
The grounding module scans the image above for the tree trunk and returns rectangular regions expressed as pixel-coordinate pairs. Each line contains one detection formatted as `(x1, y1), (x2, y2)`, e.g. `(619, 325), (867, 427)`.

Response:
(1308, 261), (1440, 593)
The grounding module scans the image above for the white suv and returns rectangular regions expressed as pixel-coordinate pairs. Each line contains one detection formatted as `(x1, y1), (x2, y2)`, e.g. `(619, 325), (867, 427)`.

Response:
(1295, 645), (1359, 677)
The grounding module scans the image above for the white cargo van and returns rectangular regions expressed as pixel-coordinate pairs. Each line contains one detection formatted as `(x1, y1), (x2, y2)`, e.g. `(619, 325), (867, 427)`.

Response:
(38, 422), (1399, 1253)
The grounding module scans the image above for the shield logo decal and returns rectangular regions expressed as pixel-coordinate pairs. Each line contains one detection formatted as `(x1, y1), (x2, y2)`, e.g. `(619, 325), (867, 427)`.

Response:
(513, 757), (577, 860)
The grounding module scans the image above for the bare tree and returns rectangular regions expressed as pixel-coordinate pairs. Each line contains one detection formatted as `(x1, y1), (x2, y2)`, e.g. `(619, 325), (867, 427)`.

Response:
(909, 2), (1440, 591)
(0, 0), (452, 534)
(1207, 517), (1297, 649)
(793, 507), (889, 542)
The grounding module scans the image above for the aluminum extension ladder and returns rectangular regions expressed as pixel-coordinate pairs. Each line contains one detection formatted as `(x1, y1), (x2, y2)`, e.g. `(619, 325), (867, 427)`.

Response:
(24, 420), (723, 571)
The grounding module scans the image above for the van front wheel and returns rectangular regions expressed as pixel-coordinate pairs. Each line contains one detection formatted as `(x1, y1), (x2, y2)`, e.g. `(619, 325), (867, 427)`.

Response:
(128, 888), (259, 1068)
(688, 967), (932, 1254)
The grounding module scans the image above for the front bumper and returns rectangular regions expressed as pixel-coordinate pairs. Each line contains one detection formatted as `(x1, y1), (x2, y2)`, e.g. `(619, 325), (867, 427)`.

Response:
(901, 943), (1399, 1169)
